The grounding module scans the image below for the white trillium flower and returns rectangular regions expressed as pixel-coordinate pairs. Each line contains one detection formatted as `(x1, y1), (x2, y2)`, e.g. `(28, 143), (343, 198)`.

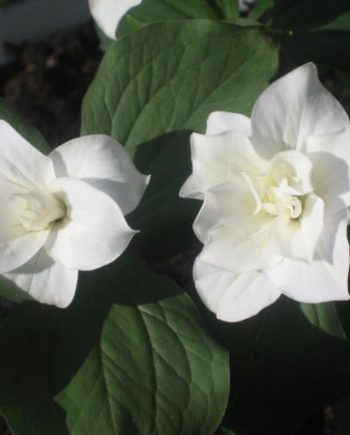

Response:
(0, 122), (149, 308)
(180, 63), (350, 322)
(88, 0), (142, 40)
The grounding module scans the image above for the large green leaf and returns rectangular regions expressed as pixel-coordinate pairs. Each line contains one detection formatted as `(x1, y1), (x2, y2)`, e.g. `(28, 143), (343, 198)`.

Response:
(82, 20), (278, 245)
(82, 20), (278, 157)
(0, 253), (229, 435)
(117, 0), (239, 38)
(204, 297), (350, 434)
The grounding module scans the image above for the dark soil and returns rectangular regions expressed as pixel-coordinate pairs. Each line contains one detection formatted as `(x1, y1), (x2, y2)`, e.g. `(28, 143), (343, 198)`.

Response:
(0, 21), (102, 148)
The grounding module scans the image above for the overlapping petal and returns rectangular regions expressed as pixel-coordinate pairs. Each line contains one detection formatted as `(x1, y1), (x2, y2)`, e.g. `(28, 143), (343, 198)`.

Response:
(206, 111), (251, 136)
(0, 121), (55, 187)
(44, 178), (135, 271)
(307, 130), (350, 208)
(50, 134), (149, 214)
(269, 150), (313, 195)
(4, 249), (78, 308)
(180, 130), (267, 199)
(266, 219), (350, 303)
(88, 0), (142, 39)
(193, 176), (266, 244)
(200, 224), (282, 274)
(0, 230), (48, 275)
(194, 258), (281, 322)
(251, 63), (350, 158)
(272, 194), (324, 262)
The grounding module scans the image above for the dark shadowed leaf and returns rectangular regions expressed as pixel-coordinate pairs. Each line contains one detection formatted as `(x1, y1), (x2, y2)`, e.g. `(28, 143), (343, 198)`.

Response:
(203, 297), (350, 434)
(0, 253), (229, 435)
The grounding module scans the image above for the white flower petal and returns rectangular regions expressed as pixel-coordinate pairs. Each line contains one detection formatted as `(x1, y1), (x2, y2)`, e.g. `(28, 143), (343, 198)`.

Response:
(193, 176), (264, 244)
(194, 257), (281, 322)
(270, 150), (313, 195)
(0, 230), (48, 274)
(50, 134), (149, 215)
(272, 193), (325, 262)
(0, 120), (55, 187)
(0, 179), (49, 272)
(88, 0), (142, 39)
(206, 112), (251, 135)
(4, 249), (78, 308)
(180, 130), (267, 199)
(200, 224), (282, 274)
(251, 63), (350, 158)
(307, 130), (350, 208)
(267, 218), (350, 303)
(44, 178), (135, 271)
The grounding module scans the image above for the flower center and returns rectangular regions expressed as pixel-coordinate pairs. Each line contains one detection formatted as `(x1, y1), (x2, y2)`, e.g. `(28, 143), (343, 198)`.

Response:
(262, 184), (303, 220)
(11, 190), (66, 232)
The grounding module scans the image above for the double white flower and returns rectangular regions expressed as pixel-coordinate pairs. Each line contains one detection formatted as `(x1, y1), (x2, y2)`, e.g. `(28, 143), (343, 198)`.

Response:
(0, 122), (148, 307)
(181, 63), (350, 321)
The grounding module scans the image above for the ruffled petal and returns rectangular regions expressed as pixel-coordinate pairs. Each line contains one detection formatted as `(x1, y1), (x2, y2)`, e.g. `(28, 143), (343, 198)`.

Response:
(180, 130), (267, 199)
(44, 178), (135, 271)
(266, 218), (350, 303)
(50, 134), (149, 215)
(199, 224), (282, 274)
(272, 193), (325, 262)
(251, 63), (350, 158)
(194, 257), (281, 322)
(193, 176), (264, 244)
(4, 249), (78, 308)
(306, 130), (350, 208)
(0, 120), (55, 188)
(270, 150), (313, 195)
(0, 230), (48, 274)
(88, 0), (142, 39)
(206, 112), (251, 135)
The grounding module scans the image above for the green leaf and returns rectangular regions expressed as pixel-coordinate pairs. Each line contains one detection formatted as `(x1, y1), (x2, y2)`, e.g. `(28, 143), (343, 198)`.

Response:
(248, 1), (350, 70)
(95, 24), (114, 51)
(82, 20), (278, 245)
(300, 303), (347, 339)
(117, 0), (239, 38)
(0, 253), (229, 435)
(263, 0), (350, 29)
(280, 10), (350, 71)
(0, 307), (69, 435)
(128, 131), (200, 258)
(249, 0), (274, 22)
(82, 20), (278, 158)
(207, 297), (350, 434)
